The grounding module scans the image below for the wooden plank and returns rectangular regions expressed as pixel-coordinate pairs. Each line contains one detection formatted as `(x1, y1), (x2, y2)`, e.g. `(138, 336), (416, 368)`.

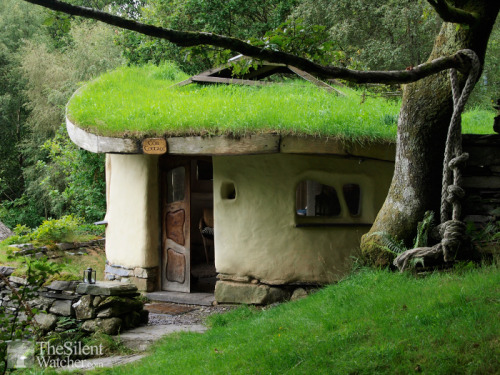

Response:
(66, 117), (140, 154)
(280, 136), (395, 161)
(167, 134), (280, 155)
(170, 78), (192, 88)
(288, 66), (345, 96)
(190, 75), (274, 86)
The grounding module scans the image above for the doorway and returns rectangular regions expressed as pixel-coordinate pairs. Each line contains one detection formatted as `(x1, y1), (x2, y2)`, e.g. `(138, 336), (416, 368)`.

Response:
(160, 156), (216, 293)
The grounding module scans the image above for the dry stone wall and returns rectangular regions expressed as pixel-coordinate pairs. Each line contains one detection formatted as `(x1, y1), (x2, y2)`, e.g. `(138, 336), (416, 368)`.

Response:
(0, 272), (148, 336)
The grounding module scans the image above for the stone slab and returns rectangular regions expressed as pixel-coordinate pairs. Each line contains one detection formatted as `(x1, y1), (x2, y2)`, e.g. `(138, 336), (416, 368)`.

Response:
(76, 282), (138, 296)
(50, 300), (74, 316)
(40, 292), (80, 301)
(146, 291), (215, 306)
(0, 266), (15, 276)
(46, 281), (80, 292)
(117, 324), (206, 351)
(58, 354), (146, 371)
(215, 281), (289, 305)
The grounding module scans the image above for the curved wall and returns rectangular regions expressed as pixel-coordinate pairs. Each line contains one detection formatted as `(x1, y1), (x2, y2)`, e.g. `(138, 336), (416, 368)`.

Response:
(105, 154), (160, 269)
(213, 153), (394, 284)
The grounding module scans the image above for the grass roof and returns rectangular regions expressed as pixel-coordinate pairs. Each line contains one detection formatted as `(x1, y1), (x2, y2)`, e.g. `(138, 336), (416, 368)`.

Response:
(66, 63), (495, 142)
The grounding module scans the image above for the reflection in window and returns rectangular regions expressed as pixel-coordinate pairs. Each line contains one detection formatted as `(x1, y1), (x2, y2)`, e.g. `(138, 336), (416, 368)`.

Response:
(296, 180), (341, 217)
(167, 166), (185, 203)
(343, 184), (361, 216)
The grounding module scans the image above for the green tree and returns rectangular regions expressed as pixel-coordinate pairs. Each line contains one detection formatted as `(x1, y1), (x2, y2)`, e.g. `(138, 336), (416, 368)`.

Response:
(293, 0), (441, 70)
(0, 3), (123, 227)
(117, 0), (297, 73)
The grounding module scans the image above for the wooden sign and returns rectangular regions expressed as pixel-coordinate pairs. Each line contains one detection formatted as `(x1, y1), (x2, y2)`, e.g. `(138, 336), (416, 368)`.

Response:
(142, 138), (167, 154)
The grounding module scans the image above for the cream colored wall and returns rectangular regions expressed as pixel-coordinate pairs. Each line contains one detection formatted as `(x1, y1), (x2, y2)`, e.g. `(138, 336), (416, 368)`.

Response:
(105, 154), (160, 268)
(213, 154), (394, 284)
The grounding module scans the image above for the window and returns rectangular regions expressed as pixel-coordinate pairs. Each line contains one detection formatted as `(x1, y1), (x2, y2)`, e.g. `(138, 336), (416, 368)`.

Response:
(296, 180), (341, 217)
(343, 184), (361, 216)
(166, 166), (185, 203)
(221, 182), (236, 200)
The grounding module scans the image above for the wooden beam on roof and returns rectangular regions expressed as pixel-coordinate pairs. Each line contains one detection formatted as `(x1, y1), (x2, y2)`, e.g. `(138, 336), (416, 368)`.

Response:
(288, 66), (345, 96)
(167, 134), (280, 155)
(190, 75), (274, 86)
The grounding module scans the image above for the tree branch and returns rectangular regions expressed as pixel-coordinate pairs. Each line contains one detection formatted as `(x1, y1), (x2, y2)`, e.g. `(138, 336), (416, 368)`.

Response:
(23, 0), (475, 84)
(427, 0), (479, 25)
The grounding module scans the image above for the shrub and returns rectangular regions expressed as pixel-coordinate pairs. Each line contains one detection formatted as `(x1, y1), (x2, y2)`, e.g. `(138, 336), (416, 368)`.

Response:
(34, 215), (82, 244)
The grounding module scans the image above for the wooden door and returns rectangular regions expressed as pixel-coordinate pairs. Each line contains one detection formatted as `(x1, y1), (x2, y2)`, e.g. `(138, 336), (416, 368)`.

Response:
(161, 158), (190, 292)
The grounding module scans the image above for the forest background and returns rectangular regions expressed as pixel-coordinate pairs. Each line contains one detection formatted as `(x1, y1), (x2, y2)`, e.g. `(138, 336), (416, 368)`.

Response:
(0, 0), (498, 230)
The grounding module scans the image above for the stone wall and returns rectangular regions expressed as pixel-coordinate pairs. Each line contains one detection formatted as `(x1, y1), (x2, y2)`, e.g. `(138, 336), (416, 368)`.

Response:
(0, 271), (148, 336)
(8, 239), (105, 259)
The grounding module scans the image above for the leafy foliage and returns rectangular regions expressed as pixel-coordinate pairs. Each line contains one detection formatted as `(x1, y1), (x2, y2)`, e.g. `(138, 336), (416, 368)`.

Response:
(0, 256), (61, 372)
(116, 0), (298, 73)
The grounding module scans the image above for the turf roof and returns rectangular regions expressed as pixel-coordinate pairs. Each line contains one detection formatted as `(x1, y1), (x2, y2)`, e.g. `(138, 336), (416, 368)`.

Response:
(66, 63), (495, 142)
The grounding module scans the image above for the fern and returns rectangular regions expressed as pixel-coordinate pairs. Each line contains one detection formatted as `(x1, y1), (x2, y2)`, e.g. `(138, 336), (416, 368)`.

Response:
(367, 231), (408, 255)
(413, 211), (435, 248)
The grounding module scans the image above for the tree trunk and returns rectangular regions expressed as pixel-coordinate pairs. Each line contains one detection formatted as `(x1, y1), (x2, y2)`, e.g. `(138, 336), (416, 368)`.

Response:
(360, 0), (500, 266)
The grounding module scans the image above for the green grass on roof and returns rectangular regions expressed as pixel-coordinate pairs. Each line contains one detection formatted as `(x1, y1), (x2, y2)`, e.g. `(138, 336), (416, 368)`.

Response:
(66, 63), (495, 142)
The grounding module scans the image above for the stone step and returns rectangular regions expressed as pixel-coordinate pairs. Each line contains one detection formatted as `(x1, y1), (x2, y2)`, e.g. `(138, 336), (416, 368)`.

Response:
(117, 324), (206, 351)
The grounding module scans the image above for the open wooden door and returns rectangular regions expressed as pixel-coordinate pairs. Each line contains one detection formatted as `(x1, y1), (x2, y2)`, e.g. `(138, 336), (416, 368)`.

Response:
(161, 158), (190, 292)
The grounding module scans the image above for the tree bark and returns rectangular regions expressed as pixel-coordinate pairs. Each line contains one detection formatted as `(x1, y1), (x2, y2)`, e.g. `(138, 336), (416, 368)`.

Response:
(360, 0), (500, 266)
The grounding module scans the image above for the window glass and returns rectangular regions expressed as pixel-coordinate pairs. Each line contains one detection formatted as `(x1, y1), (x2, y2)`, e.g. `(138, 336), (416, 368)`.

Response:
(343, 184), (361, 216)
(167, 166), (185, 203)
(296, 180), (341, 217)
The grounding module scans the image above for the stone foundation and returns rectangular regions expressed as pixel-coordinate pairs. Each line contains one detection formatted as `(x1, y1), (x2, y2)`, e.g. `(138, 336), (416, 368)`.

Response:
(215, 274), (314, 305)
(104, 262), (158, 292)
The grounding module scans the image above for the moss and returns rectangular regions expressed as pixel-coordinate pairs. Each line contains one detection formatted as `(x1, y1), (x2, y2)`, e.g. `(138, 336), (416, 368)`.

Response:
(359, 235), (396, 268)
(43, 272), (81, 285)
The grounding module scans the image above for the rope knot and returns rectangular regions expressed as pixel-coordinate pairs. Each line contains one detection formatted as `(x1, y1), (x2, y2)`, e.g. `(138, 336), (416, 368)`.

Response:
(441, 220), (466, 262)
(446, 185), (465, 204)
(449, 153), (469, 169)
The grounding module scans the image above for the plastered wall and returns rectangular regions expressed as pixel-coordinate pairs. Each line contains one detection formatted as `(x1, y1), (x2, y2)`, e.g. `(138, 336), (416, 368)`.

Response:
(105, 154), (160, 268)
(213, 154), (394, 284)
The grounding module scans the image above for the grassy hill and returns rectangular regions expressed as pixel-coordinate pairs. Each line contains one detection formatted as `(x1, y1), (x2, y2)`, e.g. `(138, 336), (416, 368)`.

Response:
(88, 265), (499, 375)
(66, 63), (495, 142)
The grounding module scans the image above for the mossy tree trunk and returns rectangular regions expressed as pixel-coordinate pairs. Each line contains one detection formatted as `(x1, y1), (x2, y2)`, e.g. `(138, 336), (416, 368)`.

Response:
(360, 0), (500, 265)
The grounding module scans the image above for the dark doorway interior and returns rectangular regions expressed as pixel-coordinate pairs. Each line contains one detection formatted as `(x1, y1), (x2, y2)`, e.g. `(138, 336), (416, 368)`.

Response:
(189, 158), (216, 293)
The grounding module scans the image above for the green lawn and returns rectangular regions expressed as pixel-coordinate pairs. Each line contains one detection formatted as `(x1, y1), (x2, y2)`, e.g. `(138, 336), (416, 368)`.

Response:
(67, 63), (495, 142)
(81, 265), (499, 375)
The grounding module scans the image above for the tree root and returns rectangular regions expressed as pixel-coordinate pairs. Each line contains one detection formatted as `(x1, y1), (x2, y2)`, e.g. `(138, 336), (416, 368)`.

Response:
(393, 244), (444, 272)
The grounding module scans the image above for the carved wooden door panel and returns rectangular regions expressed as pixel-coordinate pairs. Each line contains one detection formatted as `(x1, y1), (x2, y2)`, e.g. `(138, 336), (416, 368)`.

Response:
(161, 159), (190, 292)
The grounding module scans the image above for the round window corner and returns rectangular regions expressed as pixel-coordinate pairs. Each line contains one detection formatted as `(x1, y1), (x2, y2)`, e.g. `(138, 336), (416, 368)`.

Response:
(221, 182), (236, 200)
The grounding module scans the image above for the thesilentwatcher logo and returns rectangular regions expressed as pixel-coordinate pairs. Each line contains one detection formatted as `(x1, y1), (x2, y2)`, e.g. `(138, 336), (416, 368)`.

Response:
(7, 340), (104, 369)
(37, 341), (104, 369)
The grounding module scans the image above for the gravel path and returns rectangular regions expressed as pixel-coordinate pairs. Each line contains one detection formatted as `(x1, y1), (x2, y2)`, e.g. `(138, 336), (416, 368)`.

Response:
(147, 304), (237, 326)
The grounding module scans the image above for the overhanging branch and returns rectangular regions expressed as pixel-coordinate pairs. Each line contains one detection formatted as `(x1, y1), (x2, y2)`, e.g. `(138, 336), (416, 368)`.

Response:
(23, 0), (475, 84)
(427, 0), (479, 25)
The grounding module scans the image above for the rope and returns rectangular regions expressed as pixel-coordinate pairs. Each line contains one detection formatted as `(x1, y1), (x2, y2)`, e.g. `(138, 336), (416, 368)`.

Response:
(394, 49), (480, 271)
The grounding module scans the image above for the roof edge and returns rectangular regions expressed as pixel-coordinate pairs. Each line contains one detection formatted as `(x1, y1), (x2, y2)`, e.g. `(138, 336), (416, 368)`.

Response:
(66, 117), (395, 161)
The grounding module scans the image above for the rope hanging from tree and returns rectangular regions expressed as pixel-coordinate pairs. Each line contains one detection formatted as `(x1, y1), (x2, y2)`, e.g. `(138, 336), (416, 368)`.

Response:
(394, 49), (481, 272)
